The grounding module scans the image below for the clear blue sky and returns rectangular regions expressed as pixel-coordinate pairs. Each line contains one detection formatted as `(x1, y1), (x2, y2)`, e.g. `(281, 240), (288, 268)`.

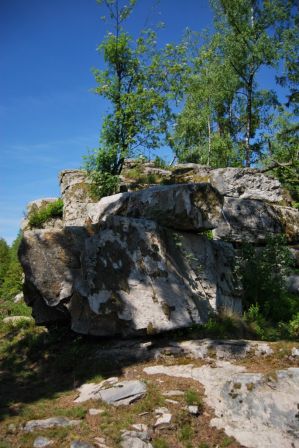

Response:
(0, 0), (282, 244)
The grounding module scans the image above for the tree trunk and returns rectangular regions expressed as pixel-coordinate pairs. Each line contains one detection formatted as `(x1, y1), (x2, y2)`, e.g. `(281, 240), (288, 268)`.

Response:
(245, 73), (254, 167)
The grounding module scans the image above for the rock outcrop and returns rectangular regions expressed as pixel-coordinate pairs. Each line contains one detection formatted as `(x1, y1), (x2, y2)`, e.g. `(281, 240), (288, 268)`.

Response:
(19, 165), (299, 336)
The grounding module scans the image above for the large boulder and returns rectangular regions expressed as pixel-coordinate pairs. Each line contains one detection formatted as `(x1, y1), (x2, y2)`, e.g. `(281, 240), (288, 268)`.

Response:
(213, 198), (299, 243)
(59, 170), (92, 226)
(19, 165), (298, 336)
(170, 165), (285, 203)
(87, 183), (223, 231)
(19, 216), (241, 335)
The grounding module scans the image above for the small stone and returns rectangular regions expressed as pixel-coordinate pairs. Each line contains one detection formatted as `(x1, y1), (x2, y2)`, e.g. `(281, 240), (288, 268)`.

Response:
(154, 413), (172, 428)
(121, 430), (152, 447)
(154, 407), (169, 415)
(13, 292), (24, 303)
(94, 437), (108, 448)
(140, 342), (153, 349)
(88, 408), (105, 416)
(187, 405), (199, 415)
(131, 424), (148, 431)
(165, 398), (178, 404)
(162, 390), (184, 397)
(292, 348), (299, 357)
(7, 423), (17, 434)
(100, 377), (119, 388)
(24, 417), (81, 432)
(75, 380), (146, 406)
(33, 437), (54, 448)
(138, 412), (149, 417)
(70, 442), (95, 448)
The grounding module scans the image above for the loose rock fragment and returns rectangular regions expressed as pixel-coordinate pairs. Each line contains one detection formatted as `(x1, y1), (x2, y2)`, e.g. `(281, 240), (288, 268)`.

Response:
(33, 437), (54, 448)
(24, 417), (81, 432)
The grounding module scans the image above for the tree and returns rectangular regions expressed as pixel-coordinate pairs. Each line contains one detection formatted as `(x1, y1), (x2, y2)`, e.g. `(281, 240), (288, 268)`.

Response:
(175, 0), (295, 168)
(212, 0), (292, 166)
(0, 238), (10, 292)
(0, 234), (23, 300)
(173, 33), (241, 167)
(86, 0), (186, 185)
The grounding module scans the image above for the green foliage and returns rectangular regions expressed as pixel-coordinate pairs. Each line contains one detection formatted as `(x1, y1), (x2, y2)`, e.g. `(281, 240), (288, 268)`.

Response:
(0, 238), (10, 290)
(192, 312), (249, 340)
(0, 234), (23, 301)
(152, 439), (169, 448)
(85, 0), (188, 180)
(89, 171), (120, 200)
(174, 0), (298, 169)
(184, 389), (203, 409)
(239, 235), (295, 321)
(28, 199), (63, 229)
(153, 156), (168, 169)
(237, 235), (299, 340)
(179, 424), (194, 443)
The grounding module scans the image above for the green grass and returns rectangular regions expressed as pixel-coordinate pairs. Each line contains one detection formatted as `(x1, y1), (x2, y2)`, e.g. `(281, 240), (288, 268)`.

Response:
(184, 389), (203, 408)
(28, 198), (63, 228)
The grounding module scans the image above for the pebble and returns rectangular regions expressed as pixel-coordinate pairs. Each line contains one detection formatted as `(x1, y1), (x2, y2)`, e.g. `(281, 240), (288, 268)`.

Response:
(33, 437), (54, 448)
(88, 408), (105, 416)
(187, 405), (200, 415)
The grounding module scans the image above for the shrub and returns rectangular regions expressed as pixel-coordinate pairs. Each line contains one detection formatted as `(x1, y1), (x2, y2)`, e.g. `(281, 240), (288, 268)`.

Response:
(0, 234), (23, 300)
(184, 389), (203, 409)
(28, 199), (63, 228)
(153, 156), (167, 169)
(88, 171), (119, 200)
(239, 235), (295, 322)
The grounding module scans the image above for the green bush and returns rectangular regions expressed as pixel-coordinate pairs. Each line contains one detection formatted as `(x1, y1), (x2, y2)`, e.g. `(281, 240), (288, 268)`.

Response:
(153, 156), (167, 169)
(28, 199), (63, 228)
(0, 234), (23, 300)
(238, 235), (299, 340)
(88, 171), (120, 200)
(239, 235), (295, 322)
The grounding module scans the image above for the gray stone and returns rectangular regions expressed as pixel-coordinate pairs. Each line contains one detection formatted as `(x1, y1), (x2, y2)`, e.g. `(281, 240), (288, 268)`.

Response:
(170, 165), (284, 203)
(59, 169), (93, 226)
(121, 429), (152, 448)
(291, 348), (299, 357)
(33, 437), (54, 448)
(290, 246), (299, 268)
(162, 390), (184, 397)
(24, 417), (81, 432)
(7, 423), (17, 434)
(154, 412), (172, 428)
(70, 442), (95, 448)
(131, 424), (148, 432)
(20, 165), (298, 336)
(99, 380), (147, 406)
(88, 408), (105, 416)
(94, 437), (108, 448)
(20, 213), (240, 335)
(13, 292), (24, 303)
(187, 405), (200, 415)
(287, 275), (299, 294)
(144, 363), (299, 448)
(75, 380), (147, 406)
(213, 197), (299, 243)
(88, 183), (223, 231)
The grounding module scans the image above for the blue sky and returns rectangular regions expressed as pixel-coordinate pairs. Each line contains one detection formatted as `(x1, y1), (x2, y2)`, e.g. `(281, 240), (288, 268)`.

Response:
(0, 0), (285, 244)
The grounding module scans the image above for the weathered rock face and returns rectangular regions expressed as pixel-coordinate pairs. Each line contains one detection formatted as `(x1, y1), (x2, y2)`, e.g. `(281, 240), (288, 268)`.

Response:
(19, 165), (299, 336)
(19, 216), (241, 335)
(170, 165), (285, 203)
